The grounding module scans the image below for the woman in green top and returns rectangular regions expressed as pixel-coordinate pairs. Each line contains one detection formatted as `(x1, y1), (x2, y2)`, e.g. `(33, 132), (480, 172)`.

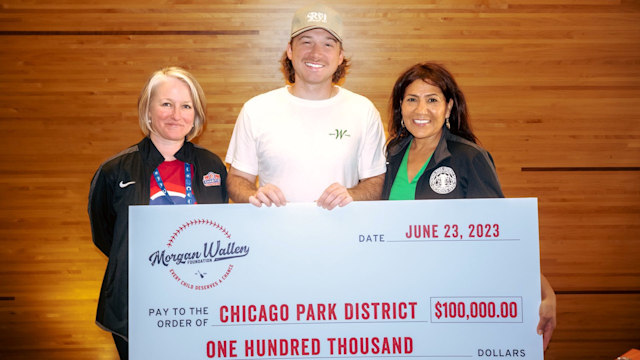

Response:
(382, 62), (503, 200)
(382, 62), (556, 350)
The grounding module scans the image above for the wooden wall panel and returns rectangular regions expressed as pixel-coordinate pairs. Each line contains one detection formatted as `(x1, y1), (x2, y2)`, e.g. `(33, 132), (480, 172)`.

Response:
(504, 171), (640, 291)
(1, 0), (638, 359)
(549, 293), (640, 360)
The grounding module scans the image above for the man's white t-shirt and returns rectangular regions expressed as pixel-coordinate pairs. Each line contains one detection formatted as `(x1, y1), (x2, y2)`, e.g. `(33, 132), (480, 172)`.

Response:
(226, 86), (386, 202)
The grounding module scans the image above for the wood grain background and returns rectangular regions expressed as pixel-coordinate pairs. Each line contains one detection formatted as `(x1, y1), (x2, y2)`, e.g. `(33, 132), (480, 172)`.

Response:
(0, 0), (638, 359)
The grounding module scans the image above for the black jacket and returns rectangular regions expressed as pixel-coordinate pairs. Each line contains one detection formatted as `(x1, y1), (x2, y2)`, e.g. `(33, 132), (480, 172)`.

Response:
(382, 128), (503, 200)
(87, 137), (228, 338)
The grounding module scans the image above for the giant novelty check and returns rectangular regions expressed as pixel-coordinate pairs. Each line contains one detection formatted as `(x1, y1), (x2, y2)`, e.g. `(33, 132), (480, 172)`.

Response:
(129, 198), (544, 359)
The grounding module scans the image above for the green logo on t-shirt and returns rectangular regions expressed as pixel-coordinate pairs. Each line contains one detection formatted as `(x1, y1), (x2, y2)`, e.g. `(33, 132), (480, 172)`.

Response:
(330, 129), (350, 139)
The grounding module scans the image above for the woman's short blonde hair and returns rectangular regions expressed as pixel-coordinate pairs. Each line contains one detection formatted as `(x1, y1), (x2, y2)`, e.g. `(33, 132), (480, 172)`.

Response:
(138, 67), (207, 141)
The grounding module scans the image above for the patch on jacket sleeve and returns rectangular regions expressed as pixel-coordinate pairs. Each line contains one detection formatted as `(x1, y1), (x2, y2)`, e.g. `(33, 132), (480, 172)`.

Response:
(202, 172), (221, 187)
(429, 166), (456, 194)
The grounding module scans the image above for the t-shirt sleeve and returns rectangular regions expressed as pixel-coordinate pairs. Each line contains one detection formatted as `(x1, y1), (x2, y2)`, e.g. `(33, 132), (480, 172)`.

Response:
(225, 104), (259, 176)
(358, 104), (387, 179)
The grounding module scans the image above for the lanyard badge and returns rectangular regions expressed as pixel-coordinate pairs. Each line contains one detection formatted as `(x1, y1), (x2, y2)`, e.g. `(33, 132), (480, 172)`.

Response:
(153, 162), (195, 204)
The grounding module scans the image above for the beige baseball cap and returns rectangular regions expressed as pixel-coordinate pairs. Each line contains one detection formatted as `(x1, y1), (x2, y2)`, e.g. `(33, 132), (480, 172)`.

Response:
(290, 3), (343, 42)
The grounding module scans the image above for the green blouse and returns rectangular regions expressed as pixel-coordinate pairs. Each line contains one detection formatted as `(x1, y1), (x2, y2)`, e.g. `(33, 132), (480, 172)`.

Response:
(388, 140), (432, 200)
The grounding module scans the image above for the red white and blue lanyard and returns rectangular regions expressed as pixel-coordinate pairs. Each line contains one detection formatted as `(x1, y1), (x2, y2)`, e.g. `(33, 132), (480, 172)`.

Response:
(152, 162), (195, 204)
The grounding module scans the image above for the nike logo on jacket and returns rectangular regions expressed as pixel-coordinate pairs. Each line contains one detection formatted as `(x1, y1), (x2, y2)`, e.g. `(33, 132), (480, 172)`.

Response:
(119, 181), (136, 188)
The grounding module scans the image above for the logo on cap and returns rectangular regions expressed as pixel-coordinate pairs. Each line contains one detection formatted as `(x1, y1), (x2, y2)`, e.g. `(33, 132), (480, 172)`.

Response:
(290, 3), (343, 42)
(307, 11), (328, 23)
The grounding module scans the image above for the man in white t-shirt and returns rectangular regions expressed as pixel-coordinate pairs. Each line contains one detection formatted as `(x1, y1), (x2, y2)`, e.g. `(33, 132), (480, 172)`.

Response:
(225, 3), (386, 209)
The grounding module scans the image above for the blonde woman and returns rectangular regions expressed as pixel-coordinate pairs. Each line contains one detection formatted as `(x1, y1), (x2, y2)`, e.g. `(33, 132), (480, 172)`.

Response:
(88, 67), (227, 358)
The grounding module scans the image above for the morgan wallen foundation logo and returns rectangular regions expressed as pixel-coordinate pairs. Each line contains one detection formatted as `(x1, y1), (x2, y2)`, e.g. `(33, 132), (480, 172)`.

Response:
(148, 218), (250, 290)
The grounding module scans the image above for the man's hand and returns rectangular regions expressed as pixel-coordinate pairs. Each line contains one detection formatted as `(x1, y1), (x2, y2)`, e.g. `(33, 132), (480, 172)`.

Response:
(227, 167), (287, 207)
(316, 183), (353, 210)
(315, 174), (384, 210)
(249, 183), (287, 207)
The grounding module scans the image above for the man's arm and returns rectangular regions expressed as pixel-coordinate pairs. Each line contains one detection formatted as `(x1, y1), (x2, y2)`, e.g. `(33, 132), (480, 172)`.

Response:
(227, 166), (287, 207)
(350, 173), (384, 201)
(316, 173), (384, 210)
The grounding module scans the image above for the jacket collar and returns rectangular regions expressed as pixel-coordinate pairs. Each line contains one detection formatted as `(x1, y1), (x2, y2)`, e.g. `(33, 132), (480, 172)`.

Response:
(138, 137), (194, 168)
(431, 127), (453, 168)
(387, 135), (412, 158)
(388, 127), (453, 166)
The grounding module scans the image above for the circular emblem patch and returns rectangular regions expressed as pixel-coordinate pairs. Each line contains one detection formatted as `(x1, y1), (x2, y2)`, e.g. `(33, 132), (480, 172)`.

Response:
(429, 166), (457, 194)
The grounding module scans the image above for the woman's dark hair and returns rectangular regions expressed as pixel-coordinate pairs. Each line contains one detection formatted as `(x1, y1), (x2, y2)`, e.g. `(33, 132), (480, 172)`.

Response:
(387, 62), (477, 149)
